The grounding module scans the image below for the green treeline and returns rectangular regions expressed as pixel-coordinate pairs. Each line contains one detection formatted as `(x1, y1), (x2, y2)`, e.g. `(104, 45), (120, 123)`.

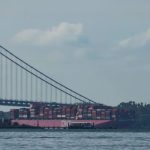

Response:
(117, 101), (150, 128)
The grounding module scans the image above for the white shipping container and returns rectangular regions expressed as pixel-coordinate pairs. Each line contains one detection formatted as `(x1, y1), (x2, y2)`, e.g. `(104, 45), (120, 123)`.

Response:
(57, 115), (61, 118)
(96, 109), (101, 111)
(39, 113), (44, 116)
(112, 115), (116, 118)
(19, 115), (28, 118)
(96, 117), (101, 119)
(78, 115), (82, 118)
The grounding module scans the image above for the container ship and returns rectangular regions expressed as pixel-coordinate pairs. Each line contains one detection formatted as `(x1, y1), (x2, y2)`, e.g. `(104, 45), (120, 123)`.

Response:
(10, 103), (117, 129)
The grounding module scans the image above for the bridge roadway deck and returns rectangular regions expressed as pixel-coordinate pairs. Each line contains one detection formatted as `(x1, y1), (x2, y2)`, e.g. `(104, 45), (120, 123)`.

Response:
(0, 99), (61, 107)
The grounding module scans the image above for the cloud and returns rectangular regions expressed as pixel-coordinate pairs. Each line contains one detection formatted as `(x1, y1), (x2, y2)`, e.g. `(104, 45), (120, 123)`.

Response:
(12, 22), (87, 46)
(11, 22), (91, 64)
(116, 28), (150, 49)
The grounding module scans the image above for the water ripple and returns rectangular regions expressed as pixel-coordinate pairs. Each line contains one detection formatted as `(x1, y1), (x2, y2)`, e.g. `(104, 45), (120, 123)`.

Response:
(0, 130), (150, 150)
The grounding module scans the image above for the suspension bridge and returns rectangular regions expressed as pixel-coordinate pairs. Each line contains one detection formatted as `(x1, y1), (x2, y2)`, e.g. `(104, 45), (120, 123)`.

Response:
(0, 45), (97, 107)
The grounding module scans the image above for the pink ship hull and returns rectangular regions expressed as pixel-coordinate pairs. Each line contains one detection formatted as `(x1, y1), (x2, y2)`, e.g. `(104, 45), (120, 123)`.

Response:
(11, 119), (111, 128)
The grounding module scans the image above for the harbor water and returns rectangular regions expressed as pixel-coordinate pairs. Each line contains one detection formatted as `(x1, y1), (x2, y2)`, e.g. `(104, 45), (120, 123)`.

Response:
(0, 130), (149, 150)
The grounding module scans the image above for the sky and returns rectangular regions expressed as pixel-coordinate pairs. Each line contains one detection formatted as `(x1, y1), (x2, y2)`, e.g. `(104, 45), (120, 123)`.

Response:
(0, 0), (150, 107)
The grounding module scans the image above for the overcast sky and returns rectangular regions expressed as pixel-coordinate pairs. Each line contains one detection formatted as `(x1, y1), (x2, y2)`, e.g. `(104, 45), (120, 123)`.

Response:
(0, 0), (150, 106)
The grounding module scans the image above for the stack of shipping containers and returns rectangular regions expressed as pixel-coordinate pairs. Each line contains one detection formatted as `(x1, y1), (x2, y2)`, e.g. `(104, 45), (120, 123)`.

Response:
(10, 103), (117, 121)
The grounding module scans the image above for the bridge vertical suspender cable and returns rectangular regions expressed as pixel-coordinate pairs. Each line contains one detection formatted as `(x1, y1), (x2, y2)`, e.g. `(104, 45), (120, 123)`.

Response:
(0, 45), (96, 104)
(0, 45), (98, 104)
(5, 51), (8, 100)
(0, 48), (87, 103)
(15, 62), (18, 100)
(35, 75), (38, 102)
(50, 84), (52, 103)
(0, 49), (3, 99)
(20, 61), (23, 101)
(10, 58), (13, 100)
(25, 65), (28, 101)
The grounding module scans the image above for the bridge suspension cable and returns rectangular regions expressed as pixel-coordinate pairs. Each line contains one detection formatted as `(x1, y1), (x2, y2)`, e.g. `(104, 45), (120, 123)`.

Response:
(0, 45), (97, 105)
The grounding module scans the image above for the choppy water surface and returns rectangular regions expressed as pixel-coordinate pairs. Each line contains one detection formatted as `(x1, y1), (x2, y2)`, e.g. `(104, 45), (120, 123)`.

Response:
(0, 130), (150, 150)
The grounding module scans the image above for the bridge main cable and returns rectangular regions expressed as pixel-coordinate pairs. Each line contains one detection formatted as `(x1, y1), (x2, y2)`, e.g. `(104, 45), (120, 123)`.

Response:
(0, 49), (87, 103)
(0, 45), (97, 104)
